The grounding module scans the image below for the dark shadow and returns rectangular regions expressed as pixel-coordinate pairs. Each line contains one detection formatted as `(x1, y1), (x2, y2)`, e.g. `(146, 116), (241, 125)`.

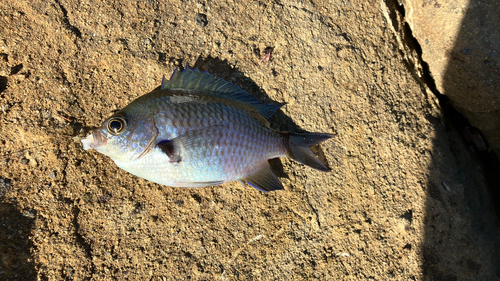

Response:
(428, 1), (500, 278)
(421, 105), (500, 280)
(388, 0), (500, 279)
(0, 177), (37, 280)
(0, 76), (7, 95)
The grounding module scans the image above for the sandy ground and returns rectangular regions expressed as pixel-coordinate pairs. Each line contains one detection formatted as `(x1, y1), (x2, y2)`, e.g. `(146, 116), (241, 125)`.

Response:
(1, 0), (499, 280)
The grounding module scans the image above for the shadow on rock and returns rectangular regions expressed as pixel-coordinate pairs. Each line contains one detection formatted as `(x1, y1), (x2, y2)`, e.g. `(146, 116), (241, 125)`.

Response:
(386, 0), (500, 278)
(0, 178), (37, 280)
(0, 76), (7, 95)
(423, 1), (500, 279)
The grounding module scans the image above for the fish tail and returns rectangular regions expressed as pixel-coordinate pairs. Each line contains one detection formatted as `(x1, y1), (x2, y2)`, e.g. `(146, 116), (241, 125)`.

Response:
(286, 132), (332, 172)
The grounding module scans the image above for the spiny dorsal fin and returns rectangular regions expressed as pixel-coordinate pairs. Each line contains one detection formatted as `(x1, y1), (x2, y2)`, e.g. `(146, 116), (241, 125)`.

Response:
(161, 67), (283, 120)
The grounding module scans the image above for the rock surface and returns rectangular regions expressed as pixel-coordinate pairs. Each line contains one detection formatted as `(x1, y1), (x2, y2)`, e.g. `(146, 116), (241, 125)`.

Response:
(0, 0), (499, 280)
(402, 0), (500, 155)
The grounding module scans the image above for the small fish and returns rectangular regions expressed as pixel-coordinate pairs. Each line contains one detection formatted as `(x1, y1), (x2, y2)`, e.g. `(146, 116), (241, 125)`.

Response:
(81, 68), (331, 192)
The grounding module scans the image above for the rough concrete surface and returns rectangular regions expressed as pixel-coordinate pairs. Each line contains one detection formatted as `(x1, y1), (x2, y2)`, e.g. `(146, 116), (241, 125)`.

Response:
(0, 0), (499, 280)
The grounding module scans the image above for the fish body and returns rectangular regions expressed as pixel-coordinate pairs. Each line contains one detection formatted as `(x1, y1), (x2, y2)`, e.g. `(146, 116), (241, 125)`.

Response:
(81, 68), (331, 192)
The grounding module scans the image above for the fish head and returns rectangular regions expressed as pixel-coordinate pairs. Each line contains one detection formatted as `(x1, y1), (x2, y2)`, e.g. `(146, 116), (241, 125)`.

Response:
(81, 111), (158, 162)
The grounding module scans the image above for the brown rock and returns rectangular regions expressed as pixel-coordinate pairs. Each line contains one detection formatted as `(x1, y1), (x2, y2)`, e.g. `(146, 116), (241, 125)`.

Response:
(402, 0), (500, 155)
(0, 0), (499, 280)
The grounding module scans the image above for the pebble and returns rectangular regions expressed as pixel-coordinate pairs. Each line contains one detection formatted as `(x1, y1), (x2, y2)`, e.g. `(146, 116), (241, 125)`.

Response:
(194, 14), (208, 27)
(22, 209), (37, 219)
(0, 177), (12, 197)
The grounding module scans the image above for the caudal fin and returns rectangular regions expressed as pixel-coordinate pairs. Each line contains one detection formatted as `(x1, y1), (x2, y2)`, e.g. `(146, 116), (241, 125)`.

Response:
(286, 132), (332, 172)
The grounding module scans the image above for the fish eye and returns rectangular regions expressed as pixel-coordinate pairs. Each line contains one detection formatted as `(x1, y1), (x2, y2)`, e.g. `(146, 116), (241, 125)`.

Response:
(107, 117), (127, 134)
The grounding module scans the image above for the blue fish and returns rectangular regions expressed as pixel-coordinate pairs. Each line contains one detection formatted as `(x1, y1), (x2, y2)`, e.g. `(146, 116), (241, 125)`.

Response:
(81, 68), (331, 192)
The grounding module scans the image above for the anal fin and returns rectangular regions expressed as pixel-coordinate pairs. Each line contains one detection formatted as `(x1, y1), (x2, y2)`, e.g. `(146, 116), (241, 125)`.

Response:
(242, 162), (283, 193)
(177, 181), (224, 188)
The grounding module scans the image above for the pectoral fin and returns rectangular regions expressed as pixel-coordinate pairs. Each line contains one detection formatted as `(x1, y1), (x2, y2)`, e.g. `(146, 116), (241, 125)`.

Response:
(156, 125), (226, 163)
(242, 163), (283, 193)
(156, 140), (182, 163)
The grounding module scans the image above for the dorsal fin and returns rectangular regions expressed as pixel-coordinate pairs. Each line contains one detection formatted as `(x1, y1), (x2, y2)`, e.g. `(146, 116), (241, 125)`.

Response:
(161, 67), (283, 120)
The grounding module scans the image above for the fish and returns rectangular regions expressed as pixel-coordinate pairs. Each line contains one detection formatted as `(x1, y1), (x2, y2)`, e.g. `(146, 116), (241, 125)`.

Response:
(81, 67), (331, 192)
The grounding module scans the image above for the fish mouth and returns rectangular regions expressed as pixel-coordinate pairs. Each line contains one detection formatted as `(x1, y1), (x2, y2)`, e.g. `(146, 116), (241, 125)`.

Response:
(81, 130), (107, 150)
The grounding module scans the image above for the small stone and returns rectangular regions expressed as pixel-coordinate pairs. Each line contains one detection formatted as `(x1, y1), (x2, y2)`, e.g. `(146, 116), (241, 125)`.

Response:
(194, 13), (208, 27)
(49, 171), (56, 179)
(22, 208), (37, 219)
(20, 158), (29, 165)
(0, 177), (12, 197)
(82, 192), (93, 202)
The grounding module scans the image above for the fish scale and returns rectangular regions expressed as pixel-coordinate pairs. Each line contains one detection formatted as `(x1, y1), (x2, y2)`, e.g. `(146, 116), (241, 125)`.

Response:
(81, 68), (332, 192)
(115, 124), (280, 186)
(118, 98), (285, 185)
